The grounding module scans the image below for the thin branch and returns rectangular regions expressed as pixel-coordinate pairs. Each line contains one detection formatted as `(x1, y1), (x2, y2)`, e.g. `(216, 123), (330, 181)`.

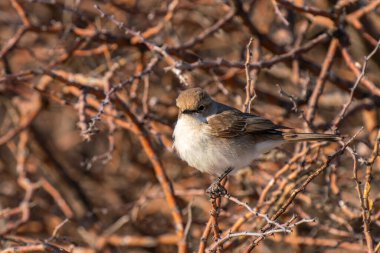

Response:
(95, 5), (190, 86)
(332, 39), (380, 130)
(243, 38), (258, 113)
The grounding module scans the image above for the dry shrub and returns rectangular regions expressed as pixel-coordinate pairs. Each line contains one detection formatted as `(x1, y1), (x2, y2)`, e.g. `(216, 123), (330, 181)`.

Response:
(1, 0), (380, 252)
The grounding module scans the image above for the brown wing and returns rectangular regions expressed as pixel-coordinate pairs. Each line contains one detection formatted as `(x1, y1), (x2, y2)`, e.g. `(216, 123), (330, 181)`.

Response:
(206, 110), (285, 138)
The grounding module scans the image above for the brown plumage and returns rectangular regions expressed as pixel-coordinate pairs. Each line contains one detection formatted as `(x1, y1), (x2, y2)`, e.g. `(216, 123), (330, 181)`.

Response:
(206, 108), (340, 142)
(176, 88), (212, 113)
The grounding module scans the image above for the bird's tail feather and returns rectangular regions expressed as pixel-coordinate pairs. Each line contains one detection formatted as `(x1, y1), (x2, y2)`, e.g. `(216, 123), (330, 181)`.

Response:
(283, 133), (340, 142)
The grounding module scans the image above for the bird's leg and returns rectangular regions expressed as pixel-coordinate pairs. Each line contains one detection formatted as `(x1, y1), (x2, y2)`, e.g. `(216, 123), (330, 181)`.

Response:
(206, 167), (233, 199)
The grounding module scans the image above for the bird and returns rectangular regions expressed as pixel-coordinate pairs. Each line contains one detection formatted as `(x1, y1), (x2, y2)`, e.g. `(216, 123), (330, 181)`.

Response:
(173, 88), (340, 197)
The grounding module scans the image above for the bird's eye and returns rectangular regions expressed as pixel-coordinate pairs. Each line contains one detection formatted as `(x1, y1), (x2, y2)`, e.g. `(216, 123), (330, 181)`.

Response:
(198, 105), (205, 112)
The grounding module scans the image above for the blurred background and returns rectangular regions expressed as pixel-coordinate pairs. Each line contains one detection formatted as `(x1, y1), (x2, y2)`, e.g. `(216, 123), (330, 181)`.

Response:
(1, 0), (380, 252)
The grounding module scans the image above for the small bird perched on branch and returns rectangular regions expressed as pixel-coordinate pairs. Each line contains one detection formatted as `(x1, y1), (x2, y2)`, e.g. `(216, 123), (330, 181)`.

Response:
(173, 88), (340, 198)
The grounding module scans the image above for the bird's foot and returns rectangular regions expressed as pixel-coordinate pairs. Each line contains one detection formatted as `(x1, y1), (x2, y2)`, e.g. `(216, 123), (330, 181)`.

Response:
(206, 168), (233, 199)
(206, 181), (228, 199)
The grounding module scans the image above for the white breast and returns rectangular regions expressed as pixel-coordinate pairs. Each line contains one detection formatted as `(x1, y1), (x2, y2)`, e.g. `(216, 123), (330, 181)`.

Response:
(173, 115), (214, 173)
(173, 115), (282, 175)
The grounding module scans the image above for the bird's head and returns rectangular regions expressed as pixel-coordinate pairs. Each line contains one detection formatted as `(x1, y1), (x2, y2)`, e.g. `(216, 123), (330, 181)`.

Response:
(176, 88), (215, 120)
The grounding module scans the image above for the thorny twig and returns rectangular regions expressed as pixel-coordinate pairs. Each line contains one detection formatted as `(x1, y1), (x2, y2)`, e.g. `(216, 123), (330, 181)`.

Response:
(243, 38), (258, 113)
(361, 129), (380, 253)
(208, 218), (314, 252)
(95, 5), (190, 86)
(332, 39), (380, 130)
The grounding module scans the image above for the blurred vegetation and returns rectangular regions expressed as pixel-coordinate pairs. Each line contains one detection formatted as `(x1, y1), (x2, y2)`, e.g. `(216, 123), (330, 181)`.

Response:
(1, 0), (380, 252)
